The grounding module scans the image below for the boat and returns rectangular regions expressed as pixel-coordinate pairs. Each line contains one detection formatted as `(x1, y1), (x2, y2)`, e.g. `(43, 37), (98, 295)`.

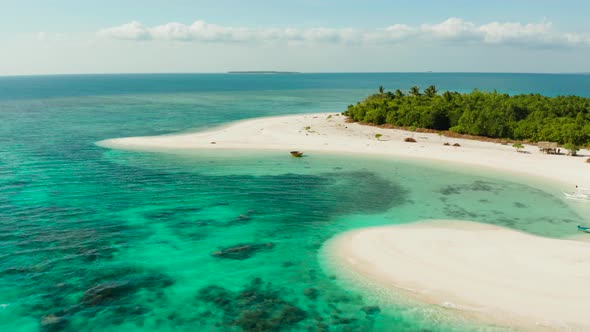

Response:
(290, 151), (303, 157)
(578, 225), (590, 233)
(563, 187), (590, 201)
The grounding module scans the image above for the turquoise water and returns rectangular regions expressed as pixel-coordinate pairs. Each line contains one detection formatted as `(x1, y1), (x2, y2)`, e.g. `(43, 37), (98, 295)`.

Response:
(1, 74), (589, 332)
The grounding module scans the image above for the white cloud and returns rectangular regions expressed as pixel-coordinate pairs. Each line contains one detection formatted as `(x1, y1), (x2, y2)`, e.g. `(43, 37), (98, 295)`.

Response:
(479, 21), (551, 43)
(98, 18), (590, 48)
(422, 18), (480, 41)
(98, 21), (151, 40)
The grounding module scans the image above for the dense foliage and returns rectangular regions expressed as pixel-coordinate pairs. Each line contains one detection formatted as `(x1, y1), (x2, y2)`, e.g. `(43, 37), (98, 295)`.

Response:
(344, 86), (590, 146)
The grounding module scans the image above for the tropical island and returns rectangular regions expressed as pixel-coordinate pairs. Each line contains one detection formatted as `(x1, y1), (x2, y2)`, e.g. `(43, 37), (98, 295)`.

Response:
(344, 86), (590, 150)
(98, 86), (590, 331)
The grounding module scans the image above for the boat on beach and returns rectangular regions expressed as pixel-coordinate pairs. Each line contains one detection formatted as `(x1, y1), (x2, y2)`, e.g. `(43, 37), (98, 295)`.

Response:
(563, 187), (590, 201)
(290, 151), (304, 157)
(578, 225), (590, 233)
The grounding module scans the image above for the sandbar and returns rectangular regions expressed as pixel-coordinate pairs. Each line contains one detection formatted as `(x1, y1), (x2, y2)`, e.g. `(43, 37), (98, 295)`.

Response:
(323, 220), (590, 331)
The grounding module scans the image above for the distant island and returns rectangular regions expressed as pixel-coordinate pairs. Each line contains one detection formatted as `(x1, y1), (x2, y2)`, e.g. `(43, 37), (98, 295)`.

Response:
(344, 85), (590, 148)
(227, 71), (300, 74)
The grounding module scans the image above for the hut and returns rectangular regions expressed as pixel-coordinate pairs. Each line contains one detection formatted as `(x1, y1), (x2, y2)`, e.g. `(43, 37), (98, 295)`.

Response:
(538, 141), (558, 154)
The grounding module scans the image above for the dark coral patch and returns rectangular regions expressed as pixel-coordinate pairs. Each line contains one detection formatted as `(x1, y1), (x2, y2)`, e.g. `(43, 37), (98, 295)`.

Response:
(197, 278), (307, 331)
(211, 243), (274, 260)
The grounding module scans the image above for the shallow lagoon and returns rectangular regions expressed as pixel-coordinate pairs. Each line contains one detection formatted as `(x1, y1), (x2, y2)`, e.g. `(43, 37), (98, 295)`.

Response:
(3, 147), (586, 331)
(1, 74), (589, 331)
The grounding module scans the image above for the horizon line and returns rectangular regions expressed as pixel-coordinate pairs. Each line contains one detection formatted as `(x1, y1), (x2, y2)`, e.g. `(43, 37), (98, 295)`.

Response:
(1, 71), (589, 78)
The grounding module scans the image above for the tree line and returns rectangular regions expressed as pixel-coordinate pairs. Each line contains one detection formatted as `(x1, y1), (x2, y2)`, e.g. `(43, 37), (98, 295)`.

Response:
(343, 86), (590, 147)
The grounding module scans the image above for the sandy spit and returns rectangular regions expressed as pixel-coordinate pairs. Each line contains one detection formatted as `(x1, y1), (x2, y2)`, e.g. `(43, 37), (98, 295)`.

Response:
(97, 112), (590, 188)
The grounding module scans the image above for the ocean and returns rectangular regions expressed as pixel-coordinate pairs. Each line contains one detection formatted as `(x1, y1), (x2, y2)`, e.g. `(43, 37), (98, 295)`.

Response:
(0, 73), (588, 331)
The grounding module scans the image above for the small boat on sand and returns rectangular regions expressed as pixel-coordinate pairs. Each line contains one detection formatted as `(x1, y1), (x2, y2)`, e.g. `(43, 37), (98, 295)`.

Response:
(578, 225), (590, 233)
(563, 187), (590, 201)
(290, 151), (303, 157)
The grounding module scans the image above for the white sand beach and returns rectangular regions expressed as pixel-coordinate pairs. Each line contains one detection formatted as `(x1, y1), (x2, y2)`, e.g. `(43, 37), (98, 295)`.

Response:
(324, 220), (590, 331)
(98, 112), (589, 188)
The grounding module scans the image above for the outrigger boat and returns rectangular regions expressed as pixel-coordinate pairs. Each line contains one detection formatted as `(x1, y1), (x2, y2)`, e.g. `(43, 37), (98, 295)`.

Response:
(578, 225), (590, 233)
(563, 187), (590, 201)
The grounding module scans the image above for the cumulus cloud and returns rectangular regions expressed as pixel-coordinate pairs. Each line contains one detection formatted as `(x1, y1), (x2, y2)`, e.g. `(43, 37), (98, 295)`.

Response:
(422, 18), (480, 41)
(98, 18), (590, 48)
(100, 21), (152, 40)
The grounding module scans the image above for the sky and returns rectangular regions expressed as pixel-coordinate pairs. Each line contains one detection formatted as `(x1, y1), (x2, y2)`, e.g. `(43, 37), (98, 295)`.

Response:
(1, 0), (590, 75)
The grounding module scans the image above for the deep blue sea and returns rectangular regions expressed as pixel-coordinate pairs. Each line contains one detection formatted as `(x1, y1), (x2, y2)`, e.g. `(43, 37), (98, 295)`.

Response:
(0, 73), (589, 332)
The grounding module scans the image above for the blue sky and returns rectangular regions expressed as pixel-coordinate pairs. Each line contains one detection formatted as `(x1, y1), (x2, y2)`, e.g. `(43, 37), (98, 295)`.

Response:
(2, 0), (590, 75)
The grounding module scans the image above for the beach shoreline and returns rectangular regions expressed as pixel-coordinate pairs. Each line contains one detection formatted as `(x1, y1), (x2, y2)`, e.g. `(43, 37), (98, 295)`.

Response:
(97, 112), (590, 189)
(322, 220), (590, 331)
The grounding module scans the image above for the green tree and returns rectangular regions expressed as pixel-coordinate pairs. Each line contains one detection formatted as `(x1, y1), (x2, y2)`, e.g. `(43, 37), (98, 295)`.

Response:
(343, 85), (590, 146)
(512, 143), (524, 152)
(409, 86), (422, 97)
(424, 85), (438, 98)
(563, 143), (580, 156)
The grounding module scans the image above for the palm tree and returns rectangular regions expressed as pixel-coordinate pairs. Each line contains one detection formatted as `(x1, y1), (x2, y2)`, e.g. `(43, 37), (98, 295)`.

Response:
(424, 85), (438, 98)
(409, 86), (421, 97)
(395, 89), (405, 98)
(378, 86), (384, 94)
(442, 91), (453, 101)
